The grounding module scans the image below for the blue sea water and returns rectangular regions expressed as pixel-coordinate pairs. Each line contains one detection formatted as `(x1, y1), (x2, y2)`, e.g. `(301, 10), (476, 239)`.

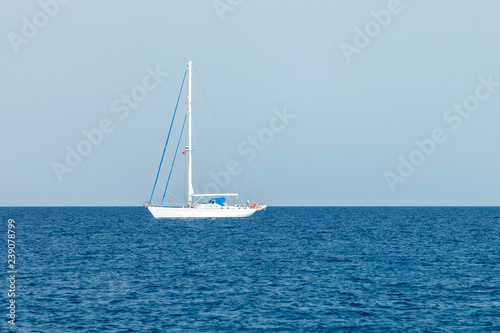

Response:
(1, 206), (500, 332)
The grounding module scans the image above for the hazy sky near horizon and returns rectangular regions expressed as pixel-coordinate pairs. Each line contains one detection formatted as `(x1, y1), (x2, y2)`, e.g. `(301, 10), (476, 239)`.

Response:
(2, 0), (500, 206)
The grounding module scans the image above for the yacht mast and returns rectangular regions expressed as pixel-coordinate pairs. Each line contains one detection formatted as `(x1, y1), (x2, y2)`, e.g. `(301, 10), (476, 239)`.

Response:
(187, 60), (194, 207)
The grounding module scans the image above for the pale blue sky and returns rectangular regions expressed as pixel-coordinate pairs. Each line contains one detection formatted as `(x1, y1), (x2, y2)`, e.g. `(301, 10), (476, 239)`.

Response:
(1, 0), (500, 206)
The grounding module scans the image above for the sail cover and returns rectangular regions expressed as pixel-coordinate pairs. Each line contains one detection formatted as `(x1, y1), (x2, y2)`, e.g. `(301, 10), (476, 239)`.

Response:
(209, 197), (226, 206)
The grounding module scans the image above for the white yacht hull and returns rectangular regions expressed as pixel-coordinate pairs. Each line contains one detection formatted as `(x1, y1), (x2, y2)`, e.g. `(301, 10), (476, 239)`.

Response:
(148, 205), (266, 218)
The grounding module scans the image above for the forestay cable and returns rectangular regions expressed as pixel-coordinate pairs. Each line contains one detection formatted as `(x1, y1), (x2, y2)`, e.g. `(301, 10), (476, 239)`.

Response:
(161, 112), (188, 205)
(149, 68), (187, 203)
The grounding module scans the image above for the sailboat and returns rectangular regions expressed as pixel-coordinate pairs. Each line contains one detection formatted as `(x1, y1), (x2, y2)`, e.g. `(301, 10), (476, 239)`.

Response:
(145, 60), (266, 218)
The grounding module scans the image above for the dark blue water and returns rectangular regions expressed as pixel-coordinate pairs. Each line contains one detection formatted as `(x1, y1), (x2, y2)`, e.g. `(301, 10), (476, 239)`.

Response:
(1, 207), (499, 332)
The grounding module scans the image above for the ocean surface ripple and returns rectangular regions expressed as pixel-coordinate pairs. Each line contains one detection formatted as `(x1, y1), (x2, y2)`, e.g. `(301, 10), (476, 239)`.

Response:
(1, 206), (499, 332)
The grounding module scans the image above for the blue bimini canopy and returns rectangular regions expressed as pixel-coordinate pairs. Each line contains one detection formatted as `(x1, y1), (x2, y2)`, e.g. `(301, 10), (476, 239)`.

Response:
(209, 197), (226, 206)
